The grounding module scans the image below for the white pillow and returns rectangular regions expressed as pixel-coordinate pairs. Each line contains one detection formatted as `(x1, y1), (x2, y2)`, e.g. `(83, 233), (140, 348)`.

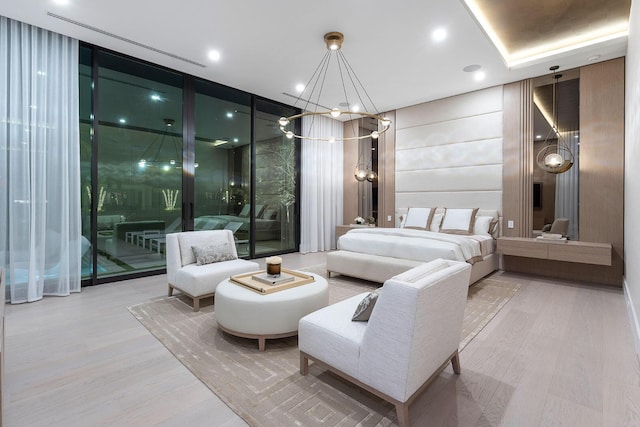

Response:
(473, 216), (493, 236)
(401, 207), (434, 229)
(440, 208), (479, 235)
(430, 213), (444, 232)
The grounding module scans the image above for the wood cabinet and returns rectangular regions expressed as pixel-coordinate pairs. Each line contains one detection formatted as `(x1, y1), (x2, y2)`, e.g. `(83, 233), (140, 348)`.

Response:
(497, 237), (612, 266)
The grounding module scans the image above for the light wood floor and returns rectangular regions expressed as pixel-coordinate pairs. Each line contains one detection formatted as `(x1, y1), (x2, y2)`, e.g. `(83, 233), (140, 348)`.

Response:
(4, 252), (640, 426)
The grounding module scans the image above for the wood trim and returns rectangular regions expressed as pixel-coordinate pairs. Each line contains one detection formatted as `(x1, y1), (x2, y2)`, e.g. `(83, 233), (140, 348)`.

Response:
(502, 80), (533, 237)
(299, 349), (459, 427)
(219, 325), (297, 352)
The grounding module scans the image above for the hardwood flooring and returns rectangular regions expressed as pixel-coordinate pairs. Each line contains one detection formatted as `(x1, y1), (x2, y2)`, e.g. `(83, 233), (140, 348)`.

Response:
(4, 252), (640, 426)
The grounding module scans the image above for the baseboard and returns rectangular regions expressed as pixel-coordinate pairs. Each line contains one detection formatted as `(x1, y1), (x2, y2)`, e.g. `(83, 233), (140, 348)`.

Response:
(623, 277), (640, 363)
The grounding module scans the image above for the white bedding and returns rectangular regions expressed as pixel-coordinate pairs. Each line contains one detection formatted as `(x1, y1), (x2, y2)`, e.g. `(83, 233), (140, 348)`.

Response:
(338, 228), (488, 264)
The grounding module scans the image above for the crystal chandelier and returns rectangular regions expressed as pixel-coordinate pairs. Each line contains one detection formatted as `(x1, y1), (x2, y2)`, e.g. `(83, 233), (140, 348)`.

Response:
(277, 32), (391, 142)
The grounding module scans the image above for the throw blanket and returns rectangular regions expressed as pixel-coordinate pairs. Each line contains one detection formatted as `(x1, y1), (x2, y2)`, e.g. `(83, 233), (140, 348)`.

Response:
(338, 228), (484, 264)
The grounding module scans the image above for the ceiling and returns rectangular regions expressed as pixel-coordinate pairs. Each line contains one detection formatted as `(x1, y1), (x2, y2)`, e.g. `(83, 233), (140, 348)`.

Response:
(0, 0), (631, 115)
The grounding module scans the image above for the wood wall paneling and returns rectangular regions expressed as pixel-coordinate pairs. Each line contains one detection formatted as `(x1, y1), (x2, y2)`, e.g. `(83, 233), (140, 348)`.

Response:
(502, 80), (534, 237)
(579, 57), (625, 285)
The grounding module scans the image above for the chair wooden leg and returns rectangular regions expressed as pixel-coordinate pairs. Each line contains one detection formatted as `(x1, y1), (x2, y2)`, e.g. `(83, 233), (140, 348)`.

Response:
(395, 402), (410, 427)
(326, 270), (331, 278)
(300, 353), (309, 375)
(451, 350), (461, 374)
(193, 297), (200, 312)
(168, 284), (174, 297)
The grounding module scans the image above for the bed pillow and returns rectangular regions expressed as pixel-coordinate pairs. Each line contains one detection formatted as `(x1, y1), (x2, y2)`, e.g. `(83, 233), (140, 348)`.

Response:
(473, 216), (494, 236)
(430, 213), (444, 232)
(401, 207), (435, 230)
(352, 291), (379, 322)
(191, 242), (237, 266)
(440, 208), (479, 235)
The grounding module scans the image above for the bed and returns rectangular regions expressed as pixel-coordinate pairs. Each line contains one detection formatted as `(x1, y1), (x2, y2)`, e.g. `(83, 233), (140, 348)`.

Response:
(327, 208), (500, 285)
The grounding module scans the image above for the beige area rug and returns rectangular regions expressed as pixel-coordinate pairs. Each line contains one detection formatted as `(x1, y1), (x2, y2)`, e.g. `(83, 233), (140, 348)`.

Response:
(128, 267), (520, 427)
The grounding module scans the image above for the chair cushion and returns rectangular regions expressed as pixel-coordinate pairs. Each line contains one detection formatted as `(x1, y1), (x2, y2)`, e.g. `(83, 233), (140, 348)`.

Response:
(299, 293), (370, 378)
(174, 259), (259, 297)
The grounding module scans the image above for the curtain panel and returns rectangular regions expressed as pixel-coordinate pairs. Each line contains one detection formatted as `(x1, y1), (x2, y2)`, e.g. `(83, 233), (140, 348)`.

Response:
(0, 17), (82, 302)
(300, 115), (344, 253)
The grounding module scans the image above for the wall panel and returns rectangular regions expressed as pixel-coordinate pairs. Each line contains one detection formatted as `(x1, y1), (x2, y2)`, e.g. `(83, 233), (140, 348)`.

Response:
(395, 86), (503, 213)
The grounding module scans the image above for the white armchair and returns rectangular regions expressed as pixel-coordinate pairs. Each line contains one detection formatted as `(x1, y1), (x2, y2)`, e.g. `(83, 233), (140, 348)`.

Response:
(166, 230), (259, 311)
(299, 259), (471, 426)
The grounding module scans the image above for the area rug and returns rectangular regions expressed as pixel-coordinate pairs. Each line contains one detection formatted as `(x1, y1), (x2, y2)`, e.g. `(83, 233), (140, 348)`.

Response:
(128, 268), (520, 427)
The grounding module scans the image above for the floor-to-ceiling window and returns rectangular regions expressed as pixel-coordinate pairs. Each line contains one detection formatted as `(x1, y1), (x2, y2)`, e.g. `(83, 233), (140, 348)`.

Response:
(254, 99), (299, 256)
(193, 80), (252, 256)
(80, 45), (300, 284)
(93, 51), (183, 278)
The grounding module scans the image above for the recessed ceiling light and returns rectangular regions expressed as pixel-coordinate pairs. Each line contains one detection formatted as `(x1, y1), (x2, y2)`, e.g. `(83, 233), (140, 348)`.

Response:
(119, 118), (126, 124)
(351, 104), (360, 112)
(295, 83), (305, 93)
(474, 71), (486, 81)
(150, 94), (162, 102)
(207, 50), (221, 62)
(226, 112), (233, 118)
(432, 28), (447, 42)
(463, 64), (481, 73)
(233, 138), (239, 143)
(536, 135), (542, 139)
(53, 0), (70, 5)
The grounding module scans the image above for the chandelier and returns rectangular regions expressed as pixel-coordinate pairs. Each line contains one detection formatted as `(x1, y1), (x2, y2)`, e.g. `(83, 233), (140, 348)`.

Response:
(277, 32), (391, 142)
(535, 66), (574, 174)
(137, 118), (197, 171)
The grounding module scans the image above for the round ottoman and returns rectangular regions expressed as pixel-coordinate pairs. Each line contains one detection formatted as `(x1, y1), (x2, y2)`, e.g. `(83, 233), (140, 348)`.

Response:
(215, 273), (329, 351)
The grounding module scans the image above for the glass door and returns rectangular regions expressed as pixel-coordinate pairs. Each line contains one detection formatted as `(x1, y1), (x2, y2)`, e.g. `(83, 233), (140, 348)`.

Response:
(193, 80), (252, 256)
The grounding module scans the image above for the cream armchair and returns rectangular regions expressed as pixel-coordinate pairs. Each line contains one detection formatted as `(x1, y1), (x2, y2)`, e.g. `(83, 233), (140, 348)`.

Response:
(166, 230), (259, 311)
(298, 259), (471, 427)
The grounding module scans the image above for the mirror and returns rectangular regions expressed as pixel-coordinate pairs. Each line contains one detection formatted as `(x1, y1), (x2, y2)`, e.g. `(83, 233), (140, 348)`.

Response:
(532, 68), (580, 240)
(357, 118), (378, 224)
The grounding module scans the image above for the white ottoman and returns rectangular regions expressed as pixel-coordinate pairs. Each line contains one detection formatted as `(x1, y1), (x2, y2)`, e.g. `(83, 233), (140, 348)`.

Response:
(215, 273), (329, 351)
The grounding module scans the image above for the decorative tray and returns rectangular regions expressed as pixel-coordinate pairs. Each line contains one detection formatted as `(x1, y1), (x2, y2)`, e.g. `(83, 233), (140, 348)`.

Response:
(230, 268), (315, 294)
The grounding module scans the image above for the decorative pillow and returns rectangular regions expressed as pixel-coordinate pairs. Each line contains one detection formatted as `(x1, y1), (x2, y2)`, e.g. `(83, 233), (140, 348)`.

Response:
(401, 207), (435, 230)
(440, 208), (479, 235)
(352, 291), (379, 322)
(473, 216), (494, 236)
(191, 242), (237, 266)
(489, 218), (500, 238)
(430, 213), (444, 232)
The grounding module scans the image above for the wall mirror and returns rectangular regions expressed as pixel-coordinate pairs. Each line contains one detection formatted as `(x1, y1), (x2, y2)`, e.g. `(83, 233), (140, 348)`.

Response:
(356, 117), (378, 224)
(532, 67), (580, 240)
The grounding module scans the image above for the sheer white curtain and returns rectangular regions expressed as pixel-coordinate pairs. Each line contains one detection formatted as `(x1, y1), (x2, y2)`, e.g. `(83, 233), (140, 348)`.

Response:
(300, 115), (343, 253)
(555, 133), (580, 240)
(0, 17), (82, 303)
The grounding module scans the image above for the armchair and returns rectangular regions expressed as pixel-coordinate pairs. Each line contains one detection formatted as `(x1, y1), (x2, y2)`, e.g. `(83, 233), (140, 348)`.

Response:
(298, 259), (471, 426)
(165, 230), (259, 311)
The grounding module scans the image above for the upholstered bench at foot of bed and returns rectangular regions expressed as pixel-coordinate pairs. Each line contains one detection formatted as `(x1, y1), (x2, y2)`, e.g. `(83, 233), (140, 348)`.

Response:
(326, 250), (423, 283)
(326, 250), (498, 285)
